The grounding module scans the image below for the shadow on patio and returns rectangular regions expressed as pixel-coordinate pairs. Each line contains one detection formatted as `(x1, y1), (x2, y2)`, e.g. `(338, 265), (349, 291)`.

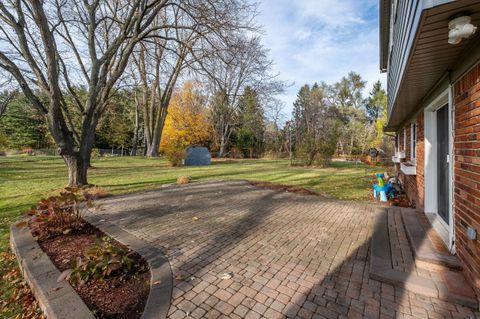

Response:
(92, 180), (478, 318)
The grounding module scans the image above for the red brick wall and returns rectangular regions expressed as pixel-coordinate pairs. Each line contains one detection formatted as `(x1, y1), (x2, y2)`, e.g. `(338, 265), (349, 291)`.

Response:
(397, 114), (425, 210)
(400, 174), (418, 208)
(399, 129), (405, 152)
(406, 126), (411, 161)
(454, 63), (480, 290)
(416, 113), (425, 210)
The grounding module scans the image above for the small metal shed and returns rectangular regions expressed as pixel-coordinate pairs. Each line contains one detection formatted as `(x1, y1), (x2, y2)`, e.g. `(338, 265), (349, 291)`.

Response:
(184, 146), (211, 166)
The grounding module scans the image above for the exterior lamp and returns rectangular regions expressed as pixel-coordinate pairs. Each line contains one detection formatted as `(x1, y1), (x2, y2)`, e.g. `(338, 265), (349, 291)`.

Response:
(448, 15), (477, 45)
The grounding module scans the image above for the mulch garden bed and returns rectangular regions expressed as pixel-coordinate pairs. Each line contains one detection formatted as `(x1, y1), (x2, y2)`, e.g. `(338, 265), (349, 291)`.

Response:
(35, 222), (150, 319)
(250, 181), (325, 196)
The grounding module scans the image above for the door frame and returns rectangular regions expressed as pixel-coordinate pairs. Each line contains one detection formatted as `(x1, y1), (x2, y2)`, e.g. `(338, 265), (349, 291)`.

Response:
(423, 86), (455, 252)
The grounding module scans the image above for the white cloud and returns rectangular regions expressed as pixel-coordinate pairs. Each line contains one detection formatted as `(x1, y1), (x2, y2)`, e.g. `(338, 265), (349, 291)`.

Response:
(294, 0), (366, 27)
(258, 0), (386, 117)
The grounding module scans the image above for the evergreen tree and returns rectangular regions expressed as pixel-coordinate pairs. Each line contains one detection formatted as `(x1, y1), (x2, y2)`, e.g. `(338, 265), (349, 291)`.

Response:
(95, 90), (135, 150)
(0, 94), (53, 149)
(236, 87), (265, 157)
(366, 81), (389, 149)
(292, 84), (339, 165)
(366, 81), (388, 123)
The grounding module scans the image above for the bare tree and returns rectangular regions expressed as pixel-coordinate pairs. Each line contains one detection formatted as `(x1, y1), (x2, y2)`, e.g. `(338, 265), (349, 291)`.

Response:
(0, 91), (15, 119)
(198, 35), (283, 157)
(132, 1), (258, 157)
(130, 88), (142, 156)
(132, 19), (191, 157)
(264, 98), (286, 156)
(0, 0), (174, 185)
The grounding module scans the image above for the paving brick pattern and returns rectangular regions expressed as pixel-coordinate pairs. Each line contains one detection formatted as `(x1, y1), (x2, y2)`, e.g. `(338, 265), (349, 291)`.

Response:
(93, 180), (480, 318)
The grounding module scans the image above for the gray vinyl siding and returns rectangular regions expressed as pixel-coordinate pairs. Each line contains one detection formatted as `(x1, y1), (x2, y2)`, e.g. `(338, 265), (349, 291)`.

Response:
(387, 0), (422, 118)
(386, 0), (455, 119)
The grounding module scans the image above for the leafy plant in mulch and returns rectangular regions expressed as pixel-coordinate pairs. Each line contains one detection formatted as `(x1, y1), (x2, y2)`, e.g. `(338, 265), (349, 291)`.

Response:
(20, 187), (106, 241)
(65, 237), (138, 285)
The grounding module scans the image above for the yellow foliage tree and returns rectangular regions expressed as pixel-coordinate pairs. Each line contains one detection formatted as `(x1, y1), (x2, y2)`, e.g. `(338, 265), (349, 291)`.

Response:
(160, 81), (211, 152)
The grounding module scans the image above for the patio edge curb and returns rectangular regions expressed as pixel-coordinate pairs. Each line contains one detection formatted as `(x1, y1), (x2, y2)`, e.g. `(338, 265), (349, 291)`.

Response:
(10, 223), (95, 319)
(83, 212), (173, 319)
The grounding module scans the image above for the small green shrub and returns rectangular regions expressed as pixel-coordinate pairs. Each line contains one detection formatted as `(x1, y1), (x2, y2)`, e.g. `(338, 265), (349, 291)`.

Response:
(69, 237), (134, 285)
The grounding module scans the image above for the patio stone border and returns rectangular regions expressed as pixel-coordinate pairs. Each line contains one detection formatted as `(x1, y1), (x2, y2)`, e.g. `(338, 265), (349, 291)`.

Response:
(83, 212), (173, 319)
(10, 223), (94, 319)
(10, 216), (173, 319)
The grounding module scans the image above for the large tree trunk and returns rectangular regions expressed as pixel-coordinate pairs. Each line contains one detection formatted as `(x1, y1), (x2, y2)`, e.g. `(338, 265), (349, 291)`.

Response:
(218, 136), (226, 158)
(131, 99), (140, 156)
(146, 140), (160, 157)
(145, 103), (167, 157)
(63, 153), (88, 187)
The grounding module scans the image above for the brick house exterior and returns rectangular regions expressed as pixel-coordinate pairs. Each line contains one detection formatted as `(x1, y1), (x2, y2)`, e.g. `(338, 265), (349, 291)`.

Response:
(380, 0), (480, 294)
(454, 66), (480, 289)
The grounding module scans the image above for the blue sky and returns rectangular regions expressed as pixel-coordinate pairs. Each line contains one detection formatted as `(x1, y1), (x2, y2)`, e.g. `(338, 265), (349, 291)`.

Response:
(258, 0), (386, 114)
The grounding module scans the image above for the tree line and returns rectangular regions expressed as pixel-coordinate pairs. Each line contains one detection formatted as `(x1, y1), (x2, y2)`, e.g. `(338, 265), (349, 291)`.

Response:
(0, 71), (390, 167)
(0, 0), (282, 186)
(0, 80), (281, 157)
(0, 1), (390, 186)
(291, 73), (390, 166)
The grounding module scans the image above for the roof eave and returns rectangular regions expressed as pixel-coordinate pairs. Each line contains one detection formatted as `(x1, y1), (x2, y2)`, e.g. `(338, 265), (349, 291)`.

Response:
(379, 0), (392, 71)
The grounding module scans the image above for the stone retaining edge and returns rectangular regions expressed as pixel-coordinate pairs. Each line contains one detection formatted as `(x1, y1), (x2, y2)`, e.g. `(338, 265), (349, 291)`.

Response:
(10, 224), (95, 319)
(10, 216), (173, 319)
(83, 213), (173, 319)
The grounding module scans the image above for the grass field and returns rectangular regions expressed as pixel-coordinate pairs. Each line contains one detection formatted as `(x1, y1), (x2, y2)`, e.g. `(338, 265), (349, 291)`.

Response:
(0, 156), (385, 316)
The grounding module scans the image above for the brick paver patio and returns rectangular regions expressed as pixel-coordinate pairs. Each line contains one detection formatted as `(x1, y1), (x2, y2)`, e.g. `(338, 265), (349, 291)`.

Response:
(93, 180), (479, 319)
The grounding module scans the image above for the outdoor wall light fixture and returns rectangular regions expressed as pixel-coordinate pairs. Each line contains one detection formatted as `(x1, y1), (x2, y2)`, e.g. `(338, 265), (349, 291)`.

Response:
(448, 15), (477, 45)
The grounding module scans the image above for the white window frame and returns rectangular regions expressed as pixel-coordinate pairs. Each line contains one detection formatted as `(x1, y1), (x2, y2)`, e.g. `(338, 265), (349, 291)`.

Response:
(395, 134), (399, 153)
(403, 128), (407, 152)
(411, 122), (417, 163)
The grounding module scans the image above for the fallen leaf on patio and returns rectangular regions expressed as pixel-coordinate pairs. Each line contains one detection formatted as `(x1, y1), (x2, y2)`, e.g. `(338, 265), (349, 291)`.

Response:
(153, 280), (162, 285)
(219, 272), (233, 280)
(175, 274), (185, 281)
(57, 269), (71, 282)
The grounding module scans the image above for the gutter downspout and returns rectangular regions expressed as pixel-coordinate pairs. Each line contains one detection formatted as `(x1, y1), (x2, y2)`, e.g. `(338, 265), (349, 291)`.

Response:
(448, 70), (456, 254)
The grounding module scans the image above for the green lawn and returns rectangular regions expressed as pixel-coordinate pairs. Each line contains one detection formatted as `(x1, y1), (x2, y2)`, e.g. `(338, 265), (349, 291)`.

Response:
(0, 156), (385, 316)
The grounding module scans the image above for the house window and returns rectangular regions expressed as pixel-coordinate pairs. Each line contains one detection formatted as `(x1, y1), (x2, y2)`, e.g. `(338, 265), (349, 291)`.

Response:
(411, 122), (417, 162)
(403, 128), (407, 152)
(395, 134), (399, 153)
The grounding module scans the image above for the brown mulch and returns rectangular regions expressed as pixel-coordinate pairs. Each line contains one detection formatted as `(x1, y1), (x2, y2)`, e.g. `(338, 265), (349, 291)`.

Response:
(38, 223), (150, 319)
(250, 181), (326, 197)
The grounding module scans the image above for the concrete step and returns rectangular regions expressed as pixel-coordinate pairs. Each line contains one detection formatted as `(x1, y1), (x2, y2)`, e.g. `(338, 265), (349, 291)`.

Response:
(401, 209), (463, 271)
(370, 207), (478, 309)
